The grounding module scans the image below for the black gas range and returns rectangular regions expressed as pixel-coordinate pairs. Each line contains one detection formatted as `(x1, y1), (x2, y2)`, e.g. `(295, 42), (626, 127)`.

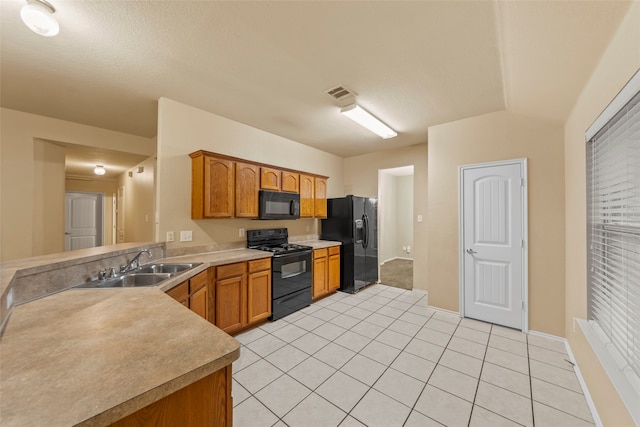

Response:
(247, 228), (313, 320)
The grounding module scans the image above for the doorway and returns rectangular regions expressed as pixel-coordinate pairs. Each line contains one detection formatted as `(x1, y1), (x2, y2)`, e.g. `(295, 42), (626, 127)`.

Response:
(459, 159), (528, 331)
(64, 191), (104, 251)
(378, 166), (414, 290)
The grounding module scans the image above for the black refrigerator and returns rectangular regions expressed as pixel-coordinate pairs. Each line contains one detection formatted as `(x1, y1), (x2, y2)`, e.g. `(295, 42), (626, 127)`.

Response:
(321, 195), (378, 293)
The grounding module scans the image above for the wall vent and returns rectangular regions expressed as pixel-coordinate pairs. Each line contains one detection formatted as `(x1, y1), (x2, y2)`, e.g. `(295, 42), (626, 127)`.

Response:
(325, 85), (356, 101)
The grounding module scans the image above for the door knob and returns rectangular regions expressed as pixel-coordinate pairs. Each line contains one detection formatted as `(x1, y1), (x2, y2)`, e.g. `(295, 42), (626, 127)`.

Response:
(466, 248), (477, 254)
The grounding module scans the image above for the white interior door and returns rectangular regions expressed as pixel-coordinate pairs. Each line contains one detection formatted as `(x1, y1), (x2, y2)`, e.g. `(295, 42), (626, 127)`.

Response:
(460, 159), (528, 330)
(65, 192), (103, 251)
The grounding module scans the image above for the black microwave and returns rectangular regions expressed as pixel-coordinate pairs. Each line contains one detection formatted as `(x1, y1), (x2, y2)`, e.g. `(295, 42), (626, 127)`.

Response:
(259, 190), (300, 220)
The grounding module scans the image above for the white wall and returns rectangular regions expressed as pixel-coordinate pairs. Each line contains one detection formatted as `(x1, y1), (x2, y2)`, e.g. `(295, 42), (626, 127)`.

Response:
(156, 97), (344, 247)
(0, 108), (155, 261)
(117, 156), (156, 243)
(378, 171), (397, 264)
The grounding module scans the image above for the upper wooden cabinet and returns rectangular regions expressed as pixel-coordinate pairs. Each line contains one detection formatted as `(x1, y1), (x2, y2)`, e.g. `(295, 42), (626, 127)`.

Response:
(190, 150), (327, 220)
(235, 162), (260, 218)
(260, 167), (281, 191)
(300, 174), (315, 218)
(191, 153), (234, 219)
(281, 171), (300, 193)
(314, 177), (328, 219)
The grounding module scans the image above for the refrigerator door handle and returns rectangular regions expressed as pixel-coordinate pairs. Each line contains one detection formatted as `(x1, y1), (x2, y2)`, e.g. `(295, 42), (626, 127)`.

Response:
(363, 214), (369, 249)
(354, 219), (364, 244)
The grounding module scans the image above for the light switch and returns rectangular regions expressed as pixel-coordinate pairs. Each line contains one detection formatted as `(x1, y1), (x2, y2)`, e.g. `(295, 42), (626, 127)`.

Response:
(180, 231), (193, 242)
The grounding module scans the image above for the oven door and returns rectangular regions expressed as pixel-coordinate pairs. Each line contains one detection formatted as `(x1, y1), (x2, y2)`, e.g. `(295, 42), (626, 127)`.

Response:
(272, 251), (312, 300)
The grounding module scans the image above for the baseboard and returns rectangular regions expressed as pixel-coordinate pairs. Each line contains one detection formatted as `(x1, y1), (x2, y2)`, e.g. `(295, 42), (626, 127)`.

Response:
(528, 330), (603, 427)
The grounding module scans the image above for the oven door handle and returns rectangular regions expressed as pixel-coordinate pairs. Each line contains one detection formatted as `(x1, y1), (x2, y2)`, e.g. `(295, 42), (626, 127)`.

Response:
(282, 270), (306, 279)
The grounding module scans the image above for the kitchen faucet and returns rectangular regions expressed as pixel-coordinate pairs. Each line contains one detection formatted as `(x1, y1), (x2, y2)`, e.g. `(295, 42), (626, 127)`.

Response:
(120, 249), (151, 274)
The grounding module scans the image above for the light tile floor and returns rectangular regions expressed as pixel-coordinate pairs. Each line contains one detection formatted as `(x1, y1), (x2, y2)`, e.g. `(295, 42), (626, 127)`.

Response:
(233, 284), (595, 427)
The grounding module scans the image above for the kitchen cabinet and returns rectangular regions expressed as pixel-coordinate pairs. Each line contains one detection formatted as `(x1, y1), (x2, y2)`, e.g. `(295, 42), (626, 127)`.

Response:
(190, 150), (328, 220)
(235, 162), (260, 218)
(313, 246), (340, 299)
(313, 248), (328, 299)
(328, 246), (341, 291)
(300, 174), (315, 218)
(261, 167), (281, 191)
(281, 171), (300, 193)
(166, 270), (210, 321)
(215, 259), (271, 335)
(110, 365), (232, 427)
(247, 259), (272, 324)
(314, 177), (327, 218)
(190, 153), (234, 219)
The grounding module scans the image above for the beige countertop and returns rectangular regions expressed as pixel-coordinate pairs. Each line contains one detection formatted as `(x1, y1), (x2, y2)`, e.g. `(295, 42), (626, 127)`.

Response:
(0, 240), (337, 426)
(0, 288), (239, 427)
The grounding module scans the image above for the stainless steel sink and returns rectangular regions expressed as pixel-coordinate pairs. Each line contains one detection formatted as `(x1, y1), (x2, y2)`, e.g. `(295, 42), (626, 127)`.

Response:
(74, 263), (202, 289)
(137, 263), (200, 274)
(75, 273), (173, 288)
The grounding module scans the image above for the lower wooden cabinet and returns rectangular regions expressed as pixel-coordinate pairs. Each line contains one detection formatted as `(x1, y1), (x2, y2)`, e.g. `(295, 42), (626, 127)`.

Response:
(313, 246), (340, 299)
(166, 270), (209, 320)
(215, 259), (271, 335)
(110, 365), (232, 427)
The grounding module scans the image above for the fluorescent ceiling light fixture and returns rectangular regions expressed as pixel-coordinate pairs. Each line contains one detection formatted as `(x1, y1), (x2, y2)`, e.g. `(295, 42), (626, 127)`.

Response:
(340, 104), (397, 139)
(94, 165), (106, 176)
(21, 0), (59, 37)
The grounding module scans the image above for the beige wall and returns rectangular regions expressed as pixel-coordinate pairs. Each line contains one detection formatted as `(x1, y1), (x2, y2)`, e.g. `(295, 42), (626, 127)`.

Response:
(156, 98), (344, 247)
(397, 175), (414, 259)
(33, 140), (65, 255)
(427, 111), (565, 336)
(117, 157), (156, 243)
(378, 171), (398, 264)
(343, 144), (427, 290)
(563, 3), (639, 425)
(0, 108), (155, 261)
(65, 178), (118, 246)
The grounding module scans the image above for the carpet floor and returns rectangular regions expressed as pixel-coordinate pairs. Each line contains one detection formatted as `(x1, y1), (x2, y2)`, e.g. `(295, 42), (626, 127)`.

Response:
(379, 259), (413, 290)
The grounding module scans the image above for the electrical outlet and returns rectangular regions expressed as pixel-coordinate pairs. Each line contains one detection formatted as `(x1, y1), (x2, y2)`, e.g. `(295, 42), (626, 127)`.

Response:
(239, 228), (245, 238)
(417, 215), (423, 223)
(180, 231), (193, 242)
(166, 231), (174, 242)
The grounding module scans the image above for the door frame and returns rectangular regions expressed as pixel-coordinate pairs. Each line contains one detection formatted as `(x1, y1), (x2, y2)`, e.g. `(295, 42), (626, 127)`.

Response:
(458, 158), (529, 332)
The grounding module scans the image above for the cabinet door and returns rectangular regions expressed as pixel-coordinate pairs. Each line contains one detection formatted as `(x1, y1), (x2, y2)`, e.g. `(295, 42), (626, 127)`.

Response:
(203, 156), (234, 218)
(190, 285), (208, 320)
(281, 172), (300, 193)
(247, 270), (271, 324)
(260, 167), (281, 191)
(314, 177), (327, 218)
(328, 248), (341, 291)
(313, 249), (328, 299)
(166, 281), (189, 307)
(299, 174), (315, 218)
(235, 162), (260, 218)
(215, 275), (245, 334)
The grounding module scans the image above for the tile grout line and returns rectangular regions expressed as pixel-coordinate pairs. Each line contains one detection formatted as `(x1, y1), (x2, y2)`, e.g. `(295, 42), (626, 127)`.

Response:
(527, 332), (536, 426)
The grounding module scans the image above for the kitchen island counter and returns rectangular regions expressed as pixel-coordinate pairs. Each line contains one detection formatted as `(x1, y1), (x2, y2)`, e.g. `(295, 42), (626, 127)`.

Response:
(0, 287), (239, 427)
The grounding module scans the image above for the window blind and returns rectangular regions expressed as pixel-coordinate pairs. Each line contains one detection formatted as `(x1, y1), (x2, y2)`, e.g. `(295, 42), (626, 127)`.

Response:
(587, 88), (640, 396)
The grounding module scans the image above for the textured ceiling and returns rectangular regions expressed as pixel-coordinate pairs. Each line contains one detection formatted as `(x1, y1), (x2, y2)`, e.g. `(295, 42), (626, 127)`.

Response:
(0, 1), (631, 159)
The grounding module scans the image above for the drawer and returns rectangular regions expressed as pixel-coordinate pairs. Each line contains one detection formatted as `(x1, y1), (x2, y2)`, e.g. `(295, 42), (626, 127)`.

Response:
(217, 262), (247, 280)
(328, 246), (340, 256)
(313, 248), (328, 259)
(248, 258), (271, 273)
(189, 270), (208, 293)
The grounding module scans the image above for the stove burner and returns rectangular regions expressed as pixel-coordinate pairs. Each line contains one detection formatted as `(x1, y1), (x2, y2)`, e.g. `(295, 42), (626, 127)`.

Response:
(252, 243), (312, 255)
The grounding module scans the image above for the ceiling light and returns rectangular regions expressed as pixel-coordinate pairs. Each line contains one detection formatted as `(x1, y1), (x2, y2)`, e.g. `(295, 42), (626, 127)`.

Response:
(340, 104), (397, 139)
(20, 0), (59, 37)
(94, 165), (106, 176)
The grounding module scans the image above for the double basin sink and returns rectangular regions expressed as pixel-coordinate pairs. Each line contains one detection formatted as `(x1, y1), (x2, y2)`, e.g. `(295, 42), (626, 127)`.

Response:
(74, 263), (202, 289)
